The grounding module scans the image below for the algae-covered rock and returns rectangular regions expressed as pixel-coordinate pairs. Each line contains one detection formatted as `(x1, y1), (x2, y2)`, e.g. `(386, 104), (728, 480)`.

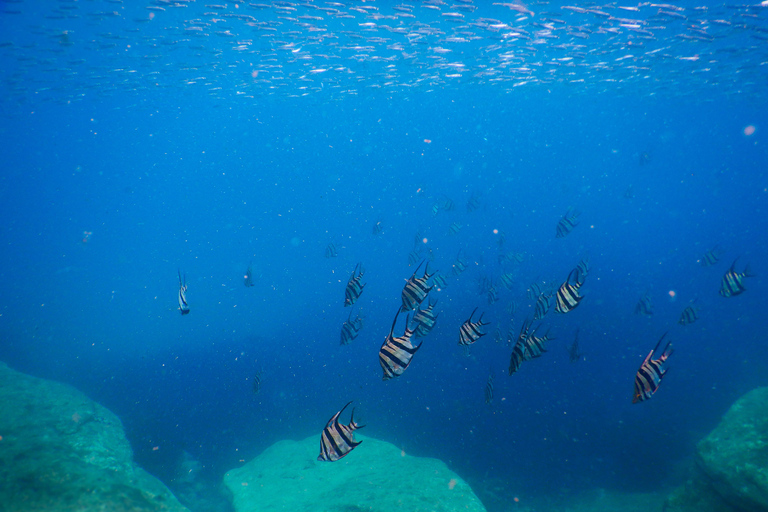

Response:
(223, 434), (486, 512)
(696, 387), (768, 512)
(0, 361), (189, 512)
(663, 387), (768, 512)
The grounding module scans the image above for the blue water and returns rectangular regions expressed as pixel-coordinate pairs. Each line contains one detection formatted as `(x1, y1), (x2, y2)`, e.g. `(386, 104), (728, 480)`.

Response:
(1, 1), (767, 510)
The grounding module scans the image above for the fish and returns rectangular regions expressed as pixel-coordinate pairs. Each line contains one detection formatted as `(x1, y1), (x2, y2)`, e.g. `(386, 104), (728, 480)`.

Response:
(623, 185), (635, 199)
(431, 195), (455, 216)
(555, 268), (585, 314)
(487, 285), (498, 305)
(317, 401), (364, 462)
(499, 252), (524, 265)
(178, 270), (190, 315)
(344, 263), (366, 307)
(379, 309), (422, 380)
(568, 328), (583, 362)
(484, 373), (494, 405)
(700, 245), (723, 267)
(678, 301), (700, 326)
(508, 317), (532, 376)
(252, 372), (261, 394)
(372, 220), (383, 236)
(534, 292), (552, 320)
(466, 192), (481, 213)
(719, 259), (753, 298)
(411, 297), (439, 338)
(493, 327), (503, 344)
(634, 292), (653, 316)
(632, 333), (674, 404)
(400, 260), (435, 312)
(459, 307), (490, 346)
(325, 243), (338, 258)
(447, 222), (463, 236)
(407, 248), (422, 267)
(340, 311), (364, 345)
(499, 272), (515, 290)
(576, 257), (590, 279)
(431, 272), (448, 290)
(556, 207), (580, 238)
(523, 326), (553, 360)
(244, 262), (256, 287)
(452, 250), (468, 277)
(527, 280), (543, 301)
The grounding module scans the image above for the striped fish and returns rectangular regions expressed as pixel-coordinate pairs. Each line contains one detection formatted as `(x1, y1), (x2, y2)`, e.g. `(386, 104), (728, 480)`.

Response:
(317, 401), (364, 462)
(459, 307), (490, 346)
(452, 250), (468, 277)
(412, 298), (439, 338)
(466, 192), (481, 213)
(576, 257), (590, 278)
(484, 373), (494, 405)
(431, 272), (448, 290)
(556, 207), (580, 238)
(678, 302), (700, 326)
(344, 263), (366, 307)
(447, 222), (463, 236)
(634, 292), (653, 316)
(372, 220), (383, 236)
(325, 243), (338, 258)
(487, 285), (498, 305)
(700, 245), (723, 267)
(534, 292), (552, 320)
(508, 317), (532, 376)
(632, 333), (674, 404)
(252, 372), (261, 395)
(568, 328), (583, 363)
(340, 311), (364, 345)
(178, 270), (190, 315)
(400, 261), (435, 312)
(523, 326), (553, 360)
(244, 262), (256, 287)
(493, 327), (503, 344)
(408, 248), (422, 267)
(499, 252), (524, 265)
(431, 195), (455, 216)
(527, 280), (543, 301)
(379, 309), (422, 380)
(719, 259), (753, 298)
(555, 268), (585, 314)
(499, 272), (515, 290)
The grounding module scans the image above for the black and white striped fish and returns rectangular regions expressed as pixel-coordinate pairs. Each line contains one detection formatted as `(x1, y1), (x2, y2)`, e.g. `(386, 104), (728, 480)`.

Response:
(634, 292), (653, 316)
(499, 252), (524, 265)
(467, 192), (481, 213)
(340, 311), (364, 345)
(487, 285), (498, 305)
(556, 207), (580, 238)
(719, 259), (753, 298)
(523, 326), (554, 360)
(576, 257), (590, 278)
(508, 317), (532, 376)
(499, 272), (515, 290)
(317, 401), (364, 462)
(484, 373), (494, 405)
(534, 292), (552, 320)
(411, 298), (439, 338)
(401, 261), (435, 312)
(244, 262), (256, 287)
(555, 268), (585, 314)
(431, 272), (448, 290)
(459, 307), (490, 346)
(447, 222), (463, 236)
(178, 270), (190, 315)
(344, 263), (366, 307)
(632, 333), (674, 404)
(700, 245), (723, 267)
(678, 302), (700, 325)
(325, 243), (338, 258)
(379, 309), (422, 381)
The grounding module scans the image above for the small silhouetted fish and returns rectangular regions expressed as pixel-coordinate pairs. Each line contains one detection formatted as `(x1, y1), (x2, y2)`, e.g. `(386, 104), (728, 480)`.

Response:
(178, 270), (190, 315)
(344, 263), (366, 307)
(700, 245), (723, 267)
(325, 243), (338, 258)
(372, 220), (383, 236)
(459, 307), (489, 347)
(635, 292), (653, 316)
(411, 298), (439, 338)
(568, 328), (583, 362)
(678, 302), (700, 325)
(484, 373), (494, 405)
(317, 401), (364, 462)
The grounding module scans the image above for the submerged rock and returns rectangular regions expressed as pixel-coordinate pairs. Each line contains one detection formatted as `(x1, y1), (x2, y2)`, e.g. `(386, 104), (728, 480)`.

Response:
(665, 387), (768, 512)
(223, 434), (487, 512)
(0, 361), (189, 512)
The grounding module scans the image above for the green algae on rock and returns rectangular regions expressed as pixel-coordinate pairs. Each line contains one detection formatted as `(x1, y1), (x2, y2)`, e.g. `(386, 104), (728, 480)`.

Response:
(0, 361), (189, 512)
(223, 434), (487, 512)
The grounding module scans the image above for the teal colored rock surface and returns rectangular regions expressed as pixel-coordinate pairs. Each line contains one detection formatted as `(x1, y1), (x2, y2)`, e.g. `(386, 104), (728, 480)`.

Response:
(664, 387), (768, 512)
(696, 386), (768, 512)
(223, 434), (487, 512)
(0, 361), (189, 512)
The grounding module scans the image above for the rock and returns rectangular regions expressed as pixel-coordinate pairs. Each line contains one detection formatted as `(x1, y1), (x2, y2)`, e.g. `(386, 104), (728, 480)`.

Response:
(664, 387), (768, 512)
(696, 387), (768, 512)
(223, 434), (487, 512)
(0, 361), (189, 512)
